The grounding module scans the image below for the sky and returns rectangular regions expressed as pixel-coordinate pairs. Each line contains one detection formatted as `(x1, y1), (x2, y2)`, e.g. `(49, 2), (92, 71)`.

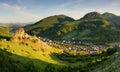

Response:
(0, 0), (120, 23)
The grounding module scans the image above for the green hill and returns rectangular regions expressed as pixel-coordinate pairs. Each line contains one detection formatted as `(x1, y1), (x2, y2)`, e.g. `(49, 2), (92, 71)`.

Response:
(25, 12), (120, 43)
(25, 15), (75, 39)
(63, 12), (120, 43)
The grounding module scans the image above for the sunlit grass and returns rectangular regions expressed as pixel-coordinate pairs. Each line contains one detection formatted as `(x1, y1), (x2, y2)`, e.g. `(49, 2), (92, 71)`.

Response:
(0, 40), (64, 65)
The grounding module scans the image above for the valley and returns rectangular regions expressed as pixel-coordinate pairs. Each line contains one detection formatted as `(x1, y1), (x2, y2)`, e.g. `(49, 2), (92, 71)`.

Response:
(0, 12), (120, 72)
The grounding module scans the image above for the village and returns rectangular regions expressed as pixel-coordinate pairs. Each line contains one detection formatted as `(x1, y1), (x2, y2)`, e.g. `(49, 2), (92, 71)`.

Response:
(37, 37), (120, 55)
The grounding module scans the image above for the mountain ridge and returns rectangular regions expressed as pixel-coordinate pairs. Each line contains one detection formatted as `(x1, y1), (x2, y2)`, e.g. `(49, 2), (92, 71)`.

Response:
(25, 11), (120, 43)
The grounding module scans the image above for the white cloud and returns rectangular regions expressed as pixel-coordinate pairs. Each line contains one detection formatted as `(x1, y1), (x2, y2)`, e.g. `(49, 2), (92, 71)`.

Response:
(47, 0), (85, 19)
(48, 0), (120, 19)
(111, 2), (120, 7)
(0, 2), (41, 23)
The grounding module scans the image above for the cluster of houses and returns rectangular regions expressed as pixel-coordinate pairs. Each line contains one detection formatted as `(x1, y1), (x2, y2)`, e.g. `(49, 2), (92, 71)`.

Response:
(38, 37), (94, 45)
(61, 37), (94, 45)
(68, 45), (108, 54)
(62, 39), (94, 45)
(38, 37), (120, 54)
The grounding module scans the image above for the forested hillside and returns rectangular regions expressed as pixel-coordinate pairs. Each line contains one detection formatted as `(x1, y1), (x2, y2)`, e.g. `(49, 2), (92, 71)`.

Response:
(25, 12), (120, 43)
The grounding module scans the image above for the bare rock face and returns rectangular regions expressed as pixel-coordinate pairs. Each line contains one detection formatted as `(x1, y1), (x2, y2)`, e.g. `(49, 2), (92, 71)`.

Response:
(13, 28), (40, 44)
(14, 28), (30, 39)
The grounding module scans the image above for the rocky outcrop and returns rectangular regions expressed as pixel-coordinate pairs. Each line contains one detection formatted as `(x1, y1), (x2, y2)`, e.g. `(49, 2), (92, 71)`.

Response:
(14, 28), (30, 40)
(13, 28), (41, 44)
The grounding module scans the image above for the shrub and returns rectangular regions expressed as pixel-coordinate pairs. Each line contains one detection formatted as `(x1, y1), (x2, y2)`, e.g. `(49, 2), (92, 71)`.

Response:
(69, 50), (76, 56)
(31, 39), (38, 43)
(106, 48), (117, 55)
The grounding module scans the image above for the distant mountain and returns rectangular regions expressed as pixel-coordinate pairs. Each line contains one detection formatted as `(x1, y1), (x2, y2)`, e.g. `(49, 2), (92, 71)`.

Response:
(0, 22), (33, 26)
(25, 12), (120, 43)
(0, 23), (33, 33)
